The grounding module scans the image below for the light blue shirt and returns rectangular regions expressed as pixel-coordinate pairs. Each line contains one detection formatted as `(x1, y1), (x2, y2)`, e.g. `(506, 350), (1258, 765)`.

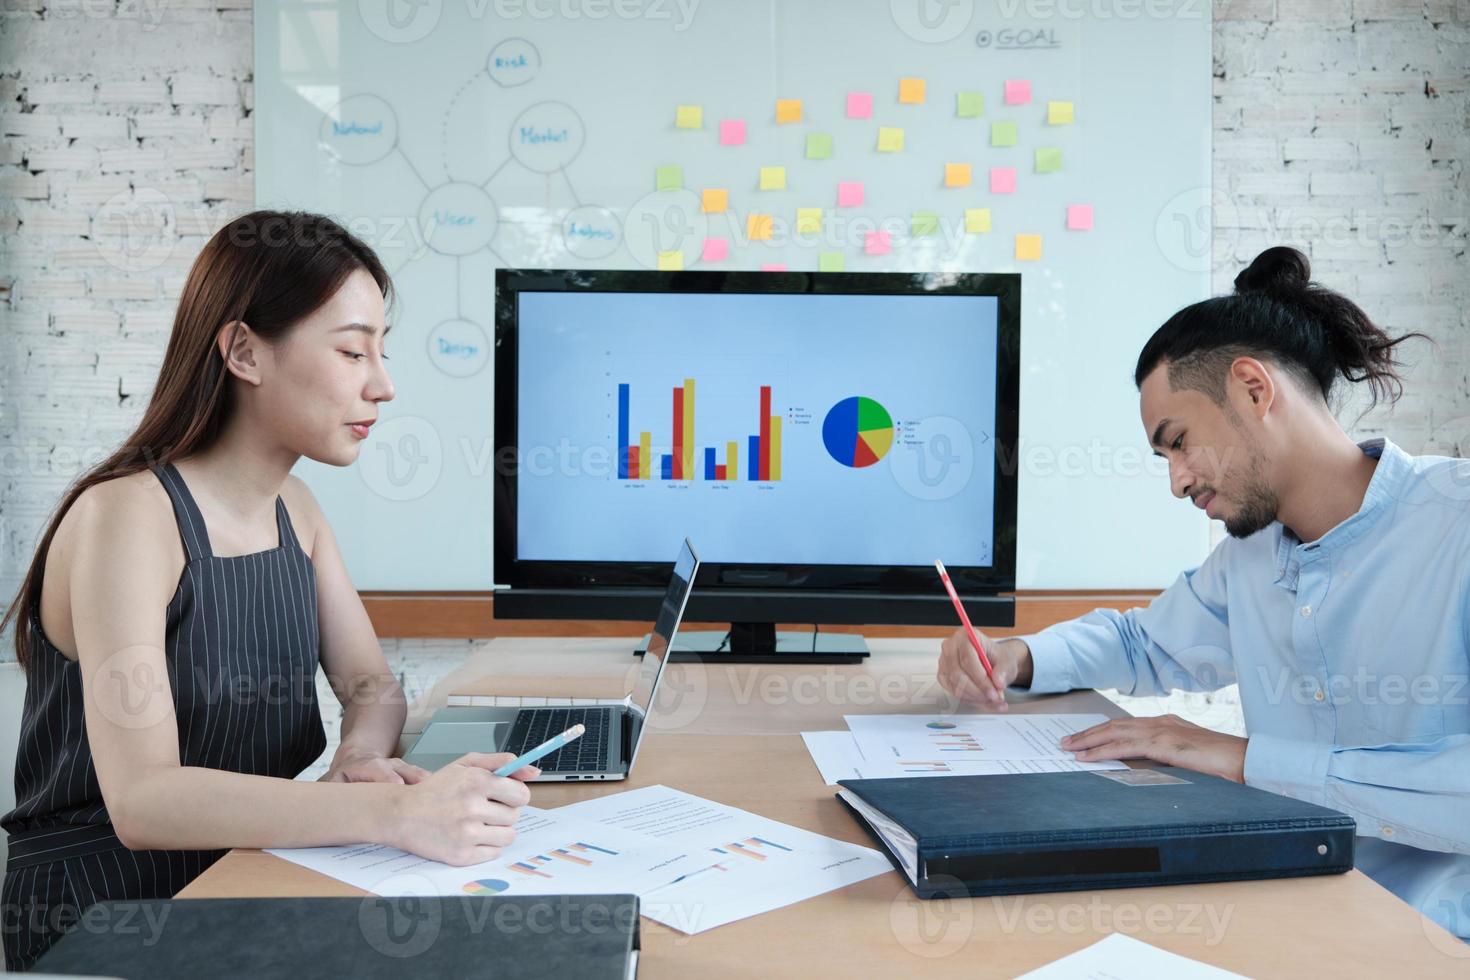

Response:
(1022, 438), (1470, 941)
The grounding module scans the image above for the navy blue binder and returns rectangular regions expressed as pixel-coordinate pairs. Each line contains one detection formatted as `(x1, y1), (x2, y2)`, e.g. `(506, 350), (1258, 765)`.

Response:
(837, 767), (1355, 898)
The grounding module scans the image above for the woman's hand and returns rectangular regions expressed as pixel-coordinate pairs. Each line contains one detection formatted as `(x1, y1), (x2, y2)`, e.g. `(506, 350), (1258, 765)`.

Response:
(382, 752), (541, 866)
(321, 751), (429, 785)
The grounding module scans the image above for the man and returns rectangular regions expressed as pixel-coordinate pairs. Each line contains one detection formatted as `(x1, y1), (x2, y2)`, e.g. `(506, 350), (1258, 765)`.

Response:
(937, 247), (1469, 940)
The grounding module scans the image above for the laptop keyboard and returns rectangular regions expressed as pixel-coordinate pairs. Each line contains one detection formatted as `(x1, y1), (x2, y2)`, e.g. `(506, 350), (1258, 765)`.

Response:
(502, 707), (613, 773)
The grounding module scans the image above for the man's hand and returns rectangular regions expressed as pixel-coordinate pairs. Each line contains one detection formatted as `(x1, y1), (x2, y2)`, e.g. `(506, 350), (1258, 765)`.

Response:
(936, 629), (1033, 710)
(1061, 714), (1247, 783)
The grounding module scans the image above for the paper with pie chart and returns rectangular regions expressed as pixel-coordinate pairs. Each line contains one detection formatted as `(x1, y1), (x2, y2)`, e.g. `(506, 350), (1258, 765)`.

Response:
(841, 714), (1127, 773)
(266, 806), (699, 898)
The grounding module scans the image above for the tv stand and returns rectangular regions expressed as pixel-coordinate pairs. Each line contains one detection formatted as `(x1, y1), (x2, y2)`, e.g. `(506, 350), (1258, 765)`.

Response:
(633, 621), (869, 664)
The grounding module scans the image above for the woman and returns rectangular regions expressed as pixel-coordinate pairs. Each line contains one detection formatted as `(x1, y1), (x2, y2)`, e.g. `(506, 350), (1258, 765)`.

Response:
(0, 211), (536, 971)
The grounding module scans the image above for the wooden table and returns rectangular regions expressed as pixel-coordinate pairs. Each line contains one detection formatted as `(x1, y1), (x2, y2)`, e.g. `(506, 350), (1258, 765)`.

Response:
(181, 638), (1469, 977)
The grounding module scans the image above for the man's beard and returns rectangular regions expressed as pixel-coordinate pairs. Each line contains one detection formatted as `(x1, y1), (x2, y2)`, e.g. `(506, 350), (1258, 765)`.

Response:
(1222, 453), (1279, 539)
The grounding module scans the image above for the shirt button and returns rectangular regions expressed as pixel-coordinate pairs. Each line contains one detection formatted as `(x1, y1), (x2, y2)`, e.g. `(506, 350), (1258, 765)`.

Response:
(1314, 690), (1325, 702)
(1381, 826), (1395, 837)
(1301, 605), (1312, 617)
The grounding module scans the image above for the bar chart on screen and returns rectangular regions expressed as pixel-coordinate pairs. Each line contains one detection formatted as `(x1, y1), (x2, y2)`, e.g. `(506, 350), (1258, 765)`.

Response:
(617, 379), (784, 483)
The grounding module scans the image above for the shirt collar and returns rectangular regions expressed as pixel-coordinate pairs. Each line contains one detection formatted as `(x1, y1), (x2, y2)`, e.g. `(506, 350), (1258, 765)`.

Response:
(1271, 437), (1410, 587)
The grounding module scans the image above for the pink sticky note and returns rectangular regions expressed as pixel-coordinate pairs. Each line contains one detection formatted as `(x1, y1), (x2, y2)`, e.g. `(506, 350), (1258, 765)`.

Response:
(760, 263), (787, 272)
(865, 231), (892, 256)
(1004, 79), (1031, 105)
(702, 237), (730, 261)
(1066, 204), (1094, 230)
(719, 119), (746, 146)
(846, 91), (873, 119)
(837, 181), (865, 207)
(990, 167), (1017, 194)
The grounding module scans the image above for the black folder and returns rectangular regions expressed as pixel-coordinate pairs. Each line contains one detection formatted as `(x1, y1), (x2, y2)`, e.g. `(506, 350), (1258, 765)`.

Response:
(838, 767), (1355, 898)
(35, 894), (640, 979)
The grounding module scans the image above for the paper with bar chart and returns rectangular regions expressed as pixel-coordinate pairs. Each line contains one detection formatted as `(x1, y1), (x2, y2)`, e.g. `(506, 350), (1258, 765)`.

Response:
(838, 714), (1127, 776)
(515, 290), (998, 566)
(554, 785), (890, 934)
(266, 806), (698, 898)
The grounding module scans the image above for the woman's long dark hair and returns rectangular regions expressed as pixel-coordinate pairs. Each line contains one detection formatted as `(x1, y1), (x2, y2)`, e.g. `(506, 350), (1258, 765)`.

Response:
(1135, 246), (1429, 409)
(3, 210), (394, 669)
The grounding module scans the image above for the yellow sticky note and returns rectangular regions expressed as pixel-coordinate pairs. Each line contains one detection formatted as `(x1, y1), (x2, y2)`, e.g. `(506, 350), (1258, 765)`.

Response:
(945, 163), (972, 188)
(1048, 101), (1075, 125)
(702, 188), (728, 213)
(776, 99), (802, 123)
(877, 126), (904, 152)
(796, 207), (822, 234)
(747, 213), (774, 241)
(759, 166), (787, 190)
(818, 251), (845, 272)
(965, 208), (992, 233)
(1015, 234), (1042, 261)
(899, 77), (926, 104)
(675, 105), (703, 129)
(658, 250), (684, 271)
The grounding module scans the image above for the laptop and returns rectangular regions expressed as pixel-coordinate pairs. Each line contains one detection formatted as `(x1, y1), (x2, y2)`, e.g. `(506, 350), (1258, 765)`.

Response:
(403, 539), (699, 781)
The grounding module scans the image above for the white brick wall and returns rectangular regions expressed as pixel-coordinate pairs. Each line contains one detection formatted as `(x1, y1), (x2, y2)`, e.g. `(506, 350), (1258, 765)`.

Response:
(0, 6), (1467, 751)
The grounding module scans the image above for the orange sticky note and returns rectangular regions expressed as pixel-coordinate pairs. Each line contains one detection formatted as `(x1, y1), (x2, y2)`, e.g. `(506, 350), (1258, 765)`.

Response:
(945, 163), (972, 188)
(747, 213), (774, 241)
(899, 77), (926, 104)
(702, 189), (729, 213)
(775, 99), (802, 123)
(1015, 234), (1042, 261)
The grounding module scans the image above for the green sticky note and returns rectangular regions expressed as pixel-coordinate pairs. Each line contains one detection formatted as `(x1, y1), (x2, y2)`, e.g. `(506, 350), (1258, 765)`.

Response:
(1035, 147), (1062, 173)
(656, 165), (683, 190)
(911, 211), (940, 236)
(805, 132), (833, 159)
(957, 91), (984, 118)
(990, 121), (1018, 147)
(818, 251), (846, 272)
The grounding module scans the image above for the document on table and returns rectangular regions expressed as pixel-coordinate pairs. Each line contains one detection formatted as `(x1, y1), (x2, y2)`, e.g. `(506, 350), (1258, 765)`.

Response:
(554, 785), (891, 934)
(1015, 932), (1250, 979)
(841, 713), (1127, 775)
(267, 806), (696, 898)
(802, 731), (1123, 784)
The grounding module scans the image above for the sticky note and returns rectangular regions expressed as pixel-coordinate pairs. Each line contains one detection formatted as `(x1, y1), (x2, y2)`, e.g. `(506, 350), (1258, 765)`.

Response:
(818, 251), (845, 272)
(658, 250), (684, 270)
(675, 105), (703, 129)
(965, 208), (992, 234)
(656, 165), (682, 191)
(1004, 79), (1032, 105)
(899, 77), (926, 104)
(1015, 234), (1042, 261)
(1035, 147), (1062, 174)
(846, 92), (873, 118)
(761, 263), (787, 272)
(945, 163), (972, 188)
(837, 181), (864, 207)
(1067, 204), (1094, 230)
(806, 133), (833, 159)
(702, 188), (728, 213)
(701, 237), (729, 261)
(760, 166), (787, 190)
(796, 208), (822, 235)
(956, 91), (984, 118)
(912, 211), (940, 236)
(877, 127), (904, 152)
(990, 121), (1018, 147)
(747, 213), (774, 241)
(1048, 101), (1074, 125)
(776, 99), (802, 123)
(719, 119), (746, 146)
(865, 230), (892, 255)
(990, 167), (1017, 194)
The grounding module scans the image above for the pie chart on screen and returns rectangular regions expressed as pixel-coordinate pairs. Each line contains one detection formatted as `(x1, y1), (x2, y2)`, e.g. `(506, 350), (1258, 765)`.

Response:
(823, 396), (894, 468)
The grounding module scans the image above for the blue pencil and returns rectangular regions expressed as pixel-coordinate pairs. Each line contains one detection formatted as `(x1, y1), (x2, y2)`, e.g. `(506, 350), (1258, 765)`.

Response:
(494, 724), (586, 776)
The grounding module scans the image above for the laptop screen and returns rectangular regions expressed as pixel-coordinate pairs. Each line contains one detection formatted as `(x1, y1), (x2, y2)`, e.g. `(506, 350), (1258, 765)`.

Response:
(626, 539), (699, 740)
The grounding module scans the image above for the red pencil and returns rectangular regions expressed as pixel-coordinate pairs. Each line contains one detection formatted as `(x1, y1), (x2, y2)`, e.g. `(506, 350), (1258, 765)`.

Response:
(934, 560), (996, 683)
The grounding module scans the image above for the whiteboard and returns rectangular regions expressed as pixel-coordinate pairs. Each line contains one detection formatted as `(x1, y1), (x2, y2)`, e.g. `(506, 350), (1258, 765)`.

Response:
(254, 0), (1213, 591)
